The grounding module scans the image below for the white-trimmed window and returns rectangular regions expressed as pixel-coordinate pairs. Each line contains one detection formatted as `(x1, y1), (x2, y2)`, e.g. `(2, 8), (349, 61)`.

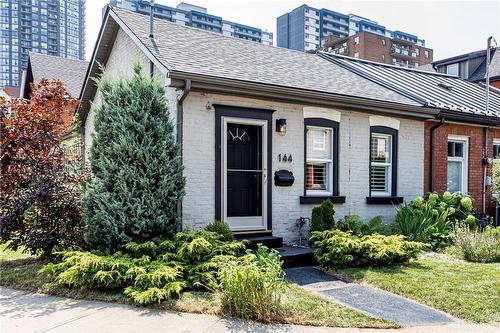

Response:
(304, 118), (339, 196)
(447, 136), (468, 193)
(370, 132), (393, 196)
(306, 126), (333, 194)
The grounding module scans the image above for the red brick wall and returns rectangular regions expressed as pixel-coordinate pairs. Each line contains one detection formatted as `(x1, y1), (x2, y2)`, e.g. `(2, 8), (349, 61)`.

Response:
(491, 80), (500, 89)
(424, 121), (500, 215)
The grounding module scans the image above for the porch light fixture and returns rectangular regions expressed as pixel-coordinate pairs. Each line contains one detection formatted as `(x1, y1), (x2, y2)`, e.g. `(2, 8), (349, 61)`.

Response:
(276, 119), (287, 135)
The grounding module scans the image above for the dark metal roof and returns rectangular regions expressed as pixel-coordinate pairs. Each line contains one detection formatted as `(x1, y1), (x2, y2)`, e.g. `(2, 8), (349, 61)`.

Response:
(321, 53), (500, 117)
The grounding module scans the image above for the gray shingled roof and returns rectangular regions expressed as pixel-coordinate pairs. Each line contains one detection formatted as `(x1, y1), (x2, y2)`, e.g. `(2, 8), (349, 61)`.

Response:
(322, 53), (500, 117)
(29, 53), (89, 97)
(112, 7), (419, 107)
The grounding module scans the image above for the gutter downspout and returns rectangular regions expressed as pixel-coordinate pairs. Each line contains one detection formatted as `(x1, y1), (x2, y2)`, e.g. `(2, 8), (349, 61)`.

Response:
(176, 79), (191, 231)
(429, 117), (444, 192)
(483, 127), (489, 216)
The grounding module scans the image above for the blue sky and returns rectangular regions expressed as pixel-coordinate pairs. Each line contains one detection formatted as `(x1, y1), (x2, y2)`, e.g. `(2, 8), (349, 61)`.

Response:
(86, 0), (500, 61)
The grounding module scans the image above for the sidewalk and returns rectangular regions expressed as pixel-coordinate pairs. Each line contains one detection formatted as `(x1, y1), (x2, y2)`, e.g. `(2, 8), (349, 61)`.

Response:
(1, 287), (498, 333)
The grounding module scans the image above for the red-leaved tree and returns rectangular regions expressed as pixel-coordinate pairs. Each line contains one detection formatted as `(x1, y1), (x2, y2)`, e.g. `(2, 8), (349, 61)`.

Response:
(0, 79), (85, 256)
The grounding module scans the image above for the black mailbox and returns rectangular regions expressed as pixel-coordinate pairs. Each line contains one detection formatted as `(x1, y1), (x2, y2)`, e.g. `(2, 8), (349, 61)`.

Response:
(274, 170), (294, 186)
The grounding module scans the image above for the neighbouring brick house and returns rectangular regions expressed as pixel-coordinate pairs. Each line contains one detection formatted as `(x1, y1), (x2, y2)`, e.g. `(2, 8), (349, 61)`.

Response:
(321, 31), (433, 68)
(79, 6), (499, 244)
(325, 54), (500, 217)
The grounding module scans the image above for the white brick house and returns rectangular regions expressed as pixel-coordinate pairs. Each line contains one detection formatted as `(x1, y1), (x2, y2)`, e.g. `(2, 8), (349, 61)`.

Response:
(79, 7), (438, 243)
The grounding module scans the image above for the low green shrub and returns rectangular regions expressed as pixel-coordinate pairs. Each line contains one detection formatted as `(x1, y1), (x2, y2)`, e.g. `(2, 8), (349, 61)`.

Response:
(218, 245), (285, 322)
(41, 230), (246, 305)
(310, 199), (335, 232)
(451, 226), (500, 263)
(204, 220), (234, 241)
(311, 230), (426, 268)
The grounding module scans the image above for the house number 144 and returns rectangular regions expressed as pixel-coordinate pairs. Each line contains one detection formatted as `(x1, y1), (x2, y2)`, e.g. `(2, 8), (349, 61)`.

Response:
(278, 154), (292, 162)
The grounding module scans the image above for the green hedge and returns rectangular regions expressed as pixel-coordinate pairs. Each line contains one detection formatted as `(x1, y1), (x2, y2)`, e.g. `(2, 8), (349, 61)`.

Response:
(41, 231), (245, 305)
(311, 230), (427, 268)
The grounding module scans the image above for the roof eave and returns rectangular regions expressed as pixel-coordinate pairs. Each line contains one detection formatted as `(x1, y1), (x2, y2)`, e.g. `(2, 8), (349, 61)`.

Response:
(439, 110), (500, 127)
(168, 70), (438, 119)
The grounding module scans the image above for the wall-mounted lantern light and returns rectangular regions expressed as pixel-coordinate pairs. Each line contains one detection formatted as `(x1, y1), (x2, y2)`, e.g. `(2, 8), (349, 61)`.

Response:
(276, 119), (287, 135)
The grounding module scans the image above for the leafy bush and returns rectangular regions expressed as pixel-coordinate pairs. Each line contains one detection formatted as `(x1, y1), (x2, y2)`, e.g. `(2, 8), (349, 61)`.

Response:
(84, 63), (185, 253)
(396, 197), (453, 250)
(413, 192), (476, 225)
(337, 215), (392, 236)
(218, 245), (285, 322)
(310, 199), (336, 232)
(41, 230), (246, 305)
(311, 230), (426, 268)
(0, 79), (84, 256)
(204, 221), (234, 241)
(451, 226), (500, 263)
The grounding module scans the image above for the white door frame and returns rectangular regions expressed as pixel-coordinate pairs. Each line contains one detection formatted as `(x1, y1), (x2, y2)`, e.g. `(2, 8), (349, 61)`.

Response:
(221, 117), (268, 231)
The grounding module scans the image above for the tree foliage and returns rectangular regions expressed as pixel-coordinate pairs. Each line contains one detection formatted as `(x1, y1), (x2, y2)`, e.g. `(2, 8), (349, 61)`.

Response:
(0, 79), (84, 256)
(84, 63), (185, 252)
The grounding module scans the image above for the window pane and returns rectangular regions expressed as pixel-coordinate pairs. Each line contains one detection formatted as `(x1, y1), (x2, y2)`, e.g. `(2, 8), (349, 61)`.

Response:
(494, 145), (500, 158)
(371, 165), (390, 193)
(454, 143), (463, 157)
(307, 127), (332, 160)
(447, 161), (462, 193)
(371, 134), (391, 163)
(448, 142), (453, 157)
(306, 162), (330, 192)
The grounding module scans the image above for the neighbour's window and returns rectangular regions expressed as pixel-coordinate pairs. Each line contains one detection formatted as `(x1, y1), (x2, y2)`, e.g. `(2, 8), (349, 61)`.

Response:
(354, 36), (359, 45)
(493, 142), (500, 159)
(305, 118), (339, 196)
(446, 63), (459, 76)
(354, 52), (359, 58)
(370, 127), (398, 196)
(447, 138), (468, 193)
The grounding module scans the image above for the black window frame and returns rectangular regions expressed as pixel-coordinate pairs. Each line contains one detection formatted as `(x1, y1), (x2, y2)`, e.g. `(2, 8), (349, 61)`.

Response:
(300, 118), (345, 204)
(493, 143), (500, 159)
(367, 126), (403, 205)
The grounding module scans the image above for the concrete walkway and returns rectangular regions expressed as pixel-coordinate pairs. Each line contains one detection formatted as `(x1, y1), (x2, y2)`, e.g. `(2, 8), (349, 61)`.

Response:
(1, 287), (499, 333)
(285, 267), (456, 326)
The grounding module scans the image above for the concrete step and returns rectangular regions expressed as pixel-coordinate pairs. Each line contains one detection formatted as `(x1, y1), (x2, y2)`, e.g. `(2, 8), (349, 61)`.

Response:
(236, 235), (283, 249)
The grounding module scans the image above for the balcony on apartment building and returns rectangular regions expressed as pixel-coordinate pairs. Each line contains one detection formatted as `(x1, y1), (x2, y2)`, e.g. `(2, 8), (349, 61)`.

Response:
(391, 45), (417, 60)
(329, 46), (348, 55)
(392, 60), (414, 68)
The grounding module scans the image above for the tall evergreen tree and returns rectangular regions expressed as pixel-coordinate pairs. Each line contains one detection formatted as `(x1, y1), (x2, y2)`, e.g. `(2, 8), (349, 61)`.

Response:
(84, 63), (185, 252)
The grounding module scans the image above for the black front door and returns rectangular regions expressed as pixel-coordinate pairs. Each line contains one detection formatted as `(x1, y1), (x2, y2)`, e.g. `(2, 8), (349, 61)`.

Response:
(227, 123), (263, 217)
(223, 119), (267, 231)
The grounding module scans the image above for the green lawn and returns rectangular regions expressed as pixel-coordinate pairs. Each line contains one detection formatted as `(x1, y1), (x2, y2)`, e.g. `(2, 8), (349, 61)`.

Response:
(0, 245), (394, 328)
(336, 255), (500, 323)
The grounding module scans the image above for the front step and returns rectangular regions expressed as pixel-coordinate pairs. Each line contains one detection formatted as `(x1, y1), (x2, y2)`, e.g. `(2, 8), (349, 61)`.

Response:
(277, 246), (316, 268)
(236, 235), (283, 249)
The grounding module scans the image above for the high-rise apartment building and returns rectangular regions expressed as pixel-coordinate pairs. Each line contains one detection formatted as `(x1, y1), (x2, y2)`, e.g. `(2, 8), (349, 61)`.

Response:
(0, 0), (86, 87)
(277, 5), (432, 68)
(109, 1), (273, 46)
